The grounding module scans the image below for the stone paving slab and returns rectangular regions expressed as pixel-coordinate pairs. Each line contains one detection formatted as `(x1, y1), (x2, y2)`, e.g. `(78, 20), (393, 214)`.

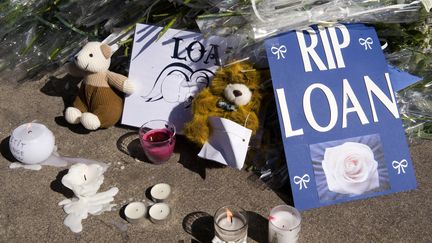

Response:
(0, 72), (431, 242)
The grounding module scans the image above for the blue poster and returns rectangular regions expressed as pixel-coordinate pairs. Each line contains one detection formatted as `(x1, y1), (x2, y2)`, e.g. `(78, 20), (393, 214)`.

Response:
(265, 24), (417, 210)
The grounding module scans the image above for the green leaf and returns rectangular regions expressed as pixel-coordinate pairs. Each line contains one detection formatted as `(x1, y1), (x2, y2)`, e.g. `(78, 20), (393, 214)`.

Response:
(49, 48), (61, 60)
(157, 14), (179, 41)
(20, 34), (38, 55)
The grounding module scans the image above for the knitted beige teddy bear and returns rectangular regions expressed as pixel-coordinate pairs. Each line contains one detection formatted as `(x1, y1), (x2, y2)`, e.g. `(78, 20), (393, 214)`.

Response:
(65, 41), (135, 130)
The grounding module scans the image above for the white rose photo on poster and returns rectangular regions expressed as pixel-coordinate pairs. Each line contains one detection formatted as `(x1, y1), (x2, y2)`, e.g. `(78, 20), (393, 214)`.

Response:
(310, 134), (391, 202)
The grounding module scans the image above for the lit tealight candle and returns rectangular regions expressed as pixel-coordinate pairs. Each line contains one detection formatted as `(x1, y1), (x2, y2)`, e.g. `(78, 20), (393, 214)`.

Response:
(9, 122), (55, 164)
(149, 203), (171, 224)
(150, 183), (172, 202)
(124, 202), (147, 224)
(214, 206), (248, 242)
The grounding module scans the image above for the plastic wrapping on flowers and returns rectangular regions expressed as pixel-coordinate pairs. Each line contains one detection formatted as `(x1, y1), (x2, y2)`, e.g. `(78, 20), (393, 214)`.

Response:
(196, 0), (423, 41)
(0, 0), (218, 82)
(376, 14), (432, 140)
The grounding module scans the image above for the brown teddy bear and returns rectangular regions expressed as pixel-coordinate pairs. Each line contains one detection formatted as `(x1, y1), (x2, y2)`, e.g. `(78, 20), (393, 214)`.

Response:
(183, 61), (263, 146)
(64, 41), (134, 130)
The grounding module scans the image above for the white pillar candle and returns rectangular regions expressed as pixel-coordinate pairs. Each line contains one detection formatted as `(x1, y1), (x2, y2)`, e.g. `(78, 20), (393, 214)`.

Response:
(124, 202), (147, 224)
(268, 205), (301, 243)
(149, 203), (171, 224)
(150, 183), (172, 202)
(9, 123), (55, 164)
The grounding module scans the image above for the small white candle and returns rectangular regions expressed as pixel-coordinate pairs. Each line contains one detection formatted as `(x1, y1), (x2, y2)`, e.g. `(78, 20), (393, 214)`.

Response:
(150, 183), (171, 202)
(268, 205), (301, 243)
(149, 203), (170, 224)
(9, 123), (55, 164)
(124, 202), (147, 224)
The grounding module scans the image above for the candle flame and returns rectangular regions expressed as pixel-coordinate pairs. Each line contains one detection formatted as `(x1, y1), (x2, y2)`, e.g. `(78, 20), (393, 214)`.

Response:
(226, 208), (233, 224)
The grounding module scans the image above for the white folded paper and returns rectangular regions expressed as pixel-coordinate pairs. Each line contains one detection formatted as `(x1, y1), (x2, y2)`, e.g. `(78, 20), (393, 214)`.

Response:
(198, 116), (252, 169)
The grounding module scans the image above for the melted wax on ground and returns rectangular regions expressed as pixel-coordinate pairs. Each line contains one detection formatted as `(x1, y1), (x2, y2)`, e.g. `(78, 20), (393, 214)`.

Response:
(58, 163), (118, 233)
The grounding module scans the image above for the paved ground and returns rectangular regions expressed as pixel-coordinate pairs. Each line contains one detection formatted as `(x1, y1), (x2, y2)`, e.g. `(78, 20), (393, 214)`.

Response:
(0, 70), (431, 242)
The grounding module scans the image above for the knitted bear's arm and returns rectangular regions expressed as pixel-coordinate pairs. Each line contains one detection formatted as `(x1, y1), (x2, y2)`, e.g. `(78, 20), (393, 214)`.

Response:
(106, 71), (128, 91)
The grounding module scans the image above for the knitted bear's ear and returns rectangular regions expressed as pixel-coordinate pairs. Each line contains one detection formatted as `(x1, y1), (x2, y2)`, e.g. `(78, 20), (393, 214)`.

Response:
(100, 43), (112, 59)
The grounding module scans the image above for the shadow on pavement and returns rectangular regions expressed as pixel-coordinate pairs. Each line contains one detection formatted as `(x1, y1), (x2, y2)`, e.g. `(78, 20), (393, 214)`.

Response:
(119, 204), (128, 222)
(175, 135), (225, 180)
(40, 74), (81, 110)
(182, 211), (214, 243)
(116, 131), (151, 163)
(54, 116), (91, 135)
(0, 136), (17, 162)
(116, 132), (224, 179)
(50, 169), (74, 198)
(247, 211), (269, 243)
(273, 183), (295, 207)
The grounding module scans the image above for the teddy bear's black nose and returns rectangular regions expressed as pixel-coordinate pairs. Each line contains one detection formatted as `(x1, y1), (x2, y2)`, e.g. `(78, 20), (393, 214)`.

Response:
(233, 90), (242, 97)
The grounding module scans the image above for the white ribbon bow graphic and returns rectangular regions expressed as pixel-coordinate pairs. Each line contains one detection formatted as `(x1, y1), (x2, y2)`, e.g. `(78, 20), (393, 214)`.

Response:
(293, 174), (310, 190)
(392, 159), (408, 174)
(271, 45), (287, 60)
(359, 37), (373, 50)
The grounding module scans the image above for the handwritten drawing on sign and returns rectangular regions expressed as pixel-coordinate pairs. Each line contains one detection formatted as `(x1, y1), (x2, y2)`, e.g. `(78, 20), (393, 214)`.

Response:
(265, 24), (417, 211)
(122, 24), (228, 132)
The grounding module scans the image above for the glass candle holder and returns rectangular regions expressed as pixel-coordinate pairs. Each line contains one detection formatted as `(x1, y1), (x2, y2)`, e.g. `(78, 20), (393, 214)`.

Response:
(268, 205), (301, 243)
(214, 205), (248, 242)
(139, 120), (176, 164)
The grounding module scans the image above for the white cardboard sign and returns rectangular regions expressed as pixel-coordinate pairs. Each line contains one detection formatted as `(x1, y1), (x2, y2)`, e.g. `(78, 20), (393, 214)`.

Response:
(122, 23), (228, 132)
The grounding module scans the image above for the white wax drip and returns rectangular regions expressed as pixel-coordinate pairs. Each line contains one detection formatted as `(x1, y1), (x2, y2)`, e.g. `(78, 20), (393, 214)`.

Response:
(9, 147), (108, 170)
(9, 162), (42, 170)
(59, 163), (118, 233)
(9, 123), (110, 171)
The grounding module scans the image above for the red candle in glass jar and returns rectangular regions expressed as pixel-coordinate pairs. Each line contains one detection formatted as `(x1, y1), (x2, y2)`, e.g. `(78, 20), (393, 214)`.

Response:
(139, 120), (176, 164)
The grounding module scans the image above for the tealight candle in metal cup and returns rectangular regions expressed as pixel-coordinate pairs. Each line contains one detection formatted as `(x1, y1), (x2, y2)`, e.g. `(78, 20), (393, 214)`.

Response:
(124, 202), (147, 224)
(150, 183), (172, 202)
(149, 203), (171, 224)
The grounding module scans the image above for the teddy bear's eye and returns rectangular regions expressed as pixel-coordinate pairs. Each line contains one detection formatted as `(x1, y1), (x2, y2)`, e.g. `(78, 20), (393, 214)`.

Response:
(89, 53), (93, 57)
